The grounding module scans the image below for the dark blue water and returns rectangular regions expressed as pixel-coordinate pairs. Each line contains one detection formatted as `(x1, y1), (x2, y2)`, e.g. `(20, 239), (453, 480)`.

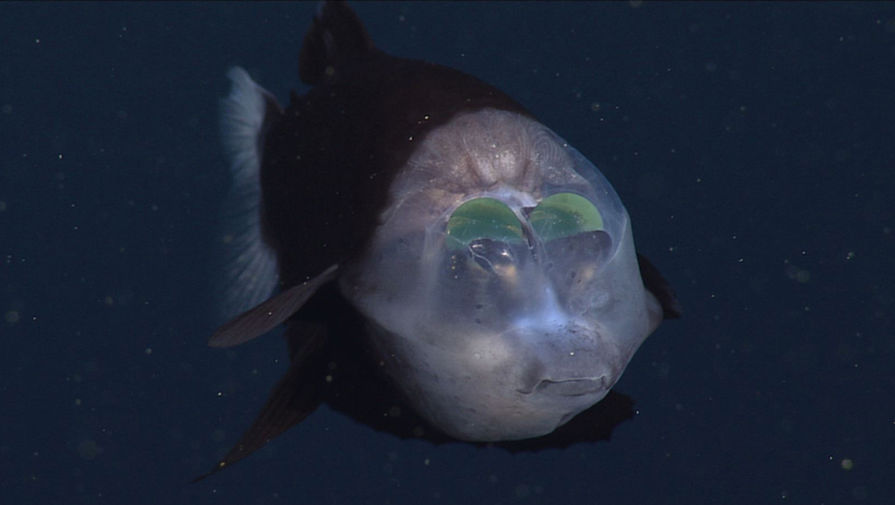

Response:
(2, 2), (893, 504)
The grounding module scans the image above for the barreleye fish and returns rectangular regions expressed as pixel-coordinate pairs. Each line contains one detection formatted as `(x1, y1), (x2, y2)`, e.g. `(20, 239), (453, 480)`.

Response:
(196, 0), (680, 480)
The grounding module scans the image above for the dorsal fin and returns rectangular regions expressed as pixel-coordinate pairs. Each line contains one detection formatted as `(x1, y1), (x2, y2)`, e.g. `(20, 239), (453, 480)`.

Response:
(299, 0), (375, 86)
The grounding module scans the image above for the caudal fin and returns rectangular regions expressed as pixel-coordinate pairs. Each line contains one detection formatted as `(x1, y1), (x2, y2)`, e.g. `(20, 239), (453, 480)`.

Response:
(216, 67), (282, 321)
(299, 0), (375, 86)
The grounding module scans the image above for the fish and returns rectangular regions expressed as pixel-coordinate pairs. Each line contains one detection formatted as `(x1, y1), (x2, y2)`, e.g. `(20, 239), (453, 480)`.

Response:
(196, 0), (680, 480)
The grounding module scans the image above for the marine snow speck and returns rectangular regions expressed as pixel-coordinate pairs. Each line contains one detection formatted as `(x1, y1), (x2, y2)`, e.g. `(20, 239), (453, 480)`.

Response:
(196, 0), (680, 480)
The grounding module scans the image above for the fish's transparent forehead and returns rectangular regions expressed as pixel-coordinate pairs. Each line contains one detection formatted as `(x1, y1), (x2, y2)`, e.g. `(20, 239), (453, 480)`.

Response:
(348, 107), (638, 339)
(378, 108), (628, 249)
(529, 128), (626, 241)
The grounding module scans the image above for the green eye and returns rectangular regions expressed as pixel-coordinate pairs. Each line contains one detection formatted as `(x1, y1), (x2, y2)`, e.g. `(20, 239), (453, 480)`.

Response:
(529, 192), (603, 241)
(446, 198), (524, 250)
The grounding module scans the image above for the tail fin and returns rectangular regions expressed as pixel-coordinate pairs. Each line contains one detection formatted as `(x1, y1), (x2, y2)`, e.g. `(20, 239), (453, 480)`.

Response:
(299, 0), (375, 86)
(216, 67), (281, 322)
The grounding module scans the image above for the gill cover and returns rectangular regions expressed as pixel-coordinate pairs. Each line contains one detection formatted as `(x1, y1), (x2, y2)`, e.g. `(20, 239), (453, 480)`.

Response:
(342, 108), (664, 441)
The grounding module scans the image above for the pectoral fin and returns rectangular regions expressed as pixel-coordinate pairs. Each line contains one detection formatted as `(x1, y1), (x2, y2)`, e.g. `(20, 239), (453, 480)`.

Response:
(208, 265), (339, 347)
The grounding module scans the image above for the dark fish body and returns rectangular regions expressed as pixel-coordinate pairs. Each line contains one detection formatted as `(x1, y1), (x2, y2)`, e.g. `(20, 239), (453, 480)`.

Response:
(198, 0), (679, 479)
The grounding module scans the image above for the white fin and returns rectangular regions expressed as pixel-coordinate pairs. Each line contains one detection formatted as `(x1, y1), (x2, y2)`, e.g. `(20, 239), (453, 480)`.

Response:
(216, 67), (281, 321)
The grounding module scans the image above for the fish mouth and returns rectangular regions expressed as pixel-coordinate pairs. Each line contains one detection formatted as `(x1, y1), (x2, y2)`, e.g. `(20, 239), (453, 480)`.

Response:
(531, 377), (606, 397)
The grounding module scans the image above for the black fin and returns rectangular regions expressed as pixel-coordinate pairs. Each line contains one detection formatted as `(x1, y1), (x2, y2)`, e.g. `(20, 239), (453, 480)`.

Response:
(299, 0), (375, 86)
(637, 253), (682, 319)
(208, 265), (338, 347)
(193, 324), (329, 482)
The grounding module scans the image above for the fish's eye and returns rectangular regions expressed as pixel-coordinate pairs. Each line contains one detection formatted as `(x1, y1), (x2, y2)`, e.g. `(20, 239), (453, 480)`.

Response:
(445, 197), (524, 250)
(528, 192), (603, 241)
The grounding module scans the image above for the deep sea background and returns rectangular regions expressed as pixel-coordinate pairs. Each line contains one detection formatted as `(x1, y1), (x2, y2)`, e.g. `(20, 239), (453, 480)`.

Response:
(2, 2), (894, 504)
